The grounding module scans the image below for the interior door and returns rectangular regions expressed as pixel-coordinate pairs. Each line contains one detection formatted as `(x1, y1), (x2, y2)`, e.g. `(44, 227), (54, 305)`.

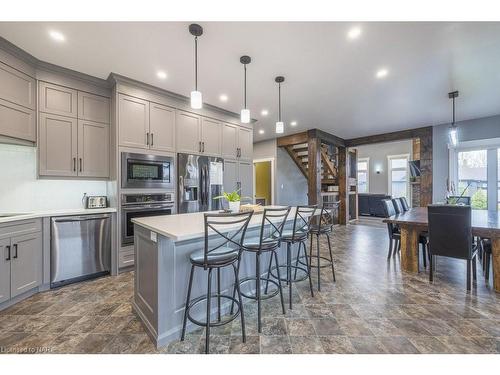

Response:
(118, 94), (149, 149)
(221, 123), (238, 160)
(10, 232), (42, 298)
(39, 112), (78, 177)
(149, 103), (175, 152)
(0, 238), (11, 304)
(176, 111), (201, 154)
(78, 119), (109, 178)
(201, 117), (222, 156)
(238, 161), (254, 203)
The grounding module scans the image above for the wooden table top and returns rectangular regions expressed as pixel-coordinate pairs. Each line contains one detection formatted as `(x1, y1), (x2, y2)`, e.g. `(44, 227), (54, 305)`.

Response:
(383, 207), (500, 237)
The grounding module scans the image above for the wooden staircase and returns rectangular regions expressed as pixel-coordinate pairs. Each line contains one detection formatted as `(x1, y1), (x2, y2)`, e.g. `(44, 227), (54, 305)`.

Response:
(283, 142), (339, 187)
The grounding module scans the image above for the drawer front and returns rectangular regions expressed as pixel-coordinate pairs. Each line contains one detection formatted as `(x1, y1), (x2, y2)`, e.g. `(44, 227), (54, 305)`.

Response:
(119, 248), (135, 268)
(0, 219), (42, 240)
(0, 61), (36, 110)
(39, 81), (78, 118)
(0, 98), (36, 142)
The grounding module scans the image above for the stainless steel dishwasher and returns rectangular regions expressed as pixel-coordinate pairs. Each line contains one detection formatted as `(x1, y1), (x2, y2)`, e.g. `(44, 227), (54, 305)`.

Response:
(51, 214), (111, 288)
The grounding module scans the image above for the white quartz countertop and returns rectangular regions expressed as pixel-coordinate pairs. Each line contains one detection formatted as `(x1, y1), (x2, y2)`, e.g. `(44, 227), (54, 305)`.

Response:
(132, 206), (314, 242)
(0, 207), (117, 224)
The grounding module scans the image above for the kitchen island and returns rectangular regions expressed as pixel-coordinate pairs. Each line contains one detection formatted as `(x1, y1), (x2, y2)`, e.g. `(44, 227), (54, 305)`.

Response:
(131, 207), (303, 348)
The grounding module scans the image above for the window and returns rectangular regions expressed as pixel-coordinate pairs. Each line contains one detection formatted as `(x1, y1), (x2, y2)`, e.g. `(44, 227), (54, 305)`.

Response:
(457, 149), (488, 210)
(357, 158), (369, 193)
(388, 154), (409, 199)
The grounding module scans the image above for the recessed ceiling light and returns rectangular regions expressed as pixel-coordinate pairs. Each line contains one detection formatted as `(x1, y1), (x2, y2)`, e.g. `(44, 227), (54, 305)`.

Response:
(157, 71), (167, 80)
(347, 27), (362, 40)
(290, 121), (297, 126)
(49, 30), (65, 42)
(258, 129), (265, 135)
(219, 94), (228, 102)
(260, 109), (269, 116)
(376, 68), (389, 79)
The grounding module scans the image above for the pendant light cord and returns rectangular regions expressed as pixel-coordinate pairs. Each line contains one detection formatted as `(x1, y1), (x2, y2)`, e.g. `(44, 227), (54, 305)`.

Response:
(244, 64), (247, 109)
(278, 82), (281, 122)
(452, 96), (455, 126)
(194, 36), (198, 91)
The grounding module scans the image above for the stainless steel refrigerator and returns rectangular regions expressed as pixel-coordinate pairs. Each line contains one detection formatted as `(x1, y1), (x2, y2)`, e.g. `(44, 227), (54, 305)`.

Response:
(178, 153), (224, 213)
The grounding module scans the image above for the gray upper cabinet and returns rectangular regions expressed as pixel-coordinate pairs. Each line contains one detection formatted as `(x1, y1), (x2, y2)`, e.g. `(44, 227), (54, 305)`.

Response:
(0, 61), (36, 110)
(0, 98), (36, 142)
(149, 102), (175, 152)
(238, 161), (253, 201)
(78, 92), (110, 124)
(221, 123), (238, 160)
(0, 238), (10, 304)
(118, 94), (149, 150)
(176, 110), (201, 154)
(201, 117), (222, 156)
(39, 81), (78, 118)
(238, 126), (253, 161)
(223, 159), (238, 194)
(39, 113), (78, 177)
(78, 120), (110, 178)
(10, 232), (42, 299)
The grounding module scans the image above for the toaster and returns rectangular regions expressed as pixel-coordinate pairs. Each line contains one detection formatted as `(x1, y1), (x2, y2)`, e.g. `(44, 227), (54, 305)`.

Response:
(85, 196), (108, 209)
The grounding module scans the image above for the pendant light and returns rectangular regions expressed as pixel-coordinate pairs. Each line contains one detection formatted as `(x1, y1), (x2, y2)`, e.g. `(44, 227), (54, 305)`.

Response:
(240, 55), (251, 124)
(275, 76), (285, 134)
(448, 91), (459, 147)
(189, 24), (203, 109)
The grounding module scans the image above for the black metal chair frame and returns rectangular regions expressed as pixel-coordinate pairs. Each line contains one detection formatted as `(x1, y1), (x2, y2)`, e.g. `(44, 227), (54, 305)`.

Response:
(399, 197), (410, 212)
(267, 205), (316, 309)
(231, 206), (290, 333)
(181, 211), (253, 354)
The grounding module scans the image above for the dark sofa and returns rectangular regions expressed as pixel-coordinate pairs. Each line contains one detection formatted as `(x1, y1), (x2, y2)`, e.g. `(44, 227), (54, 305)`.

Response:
(358, 193), (392, 217)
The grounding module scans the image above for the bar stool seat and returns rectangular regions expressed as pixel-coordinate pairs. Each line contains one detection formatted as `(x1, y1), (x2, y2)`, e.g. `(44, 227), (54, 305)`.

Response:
(308, 223), (333, 234)
(189, 247), (240, 266)
(243, 238), (280, 251)
(279, 229), (308, 241)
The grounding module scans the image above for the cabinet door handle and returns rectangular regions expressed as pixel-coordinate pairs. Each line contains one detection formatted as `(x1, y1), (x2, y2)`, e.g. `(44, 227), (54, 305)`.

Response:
(151, 133), (154, 146)
(73, 157), (76, 172)
(202, 142), (205, 153)
(199, 141), (201, 153)
(13, 244), (18, 259)
(79, 158), (83, 172)
(5, 245), (10, 261)
(146, 132), (150, 146)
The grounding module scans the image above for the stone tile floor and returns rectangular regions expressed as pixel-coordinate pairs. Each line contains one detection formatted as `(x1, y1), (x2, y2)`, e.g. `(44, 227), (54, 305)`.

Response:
(0, 222), (499, 354)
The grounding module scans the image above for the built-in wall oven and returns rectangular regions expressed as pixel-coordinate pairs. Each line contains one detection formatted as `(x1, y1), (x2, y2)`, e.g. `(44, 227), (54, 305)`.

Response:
(121, 193), (175, 246)
(121, 152), (175, 189)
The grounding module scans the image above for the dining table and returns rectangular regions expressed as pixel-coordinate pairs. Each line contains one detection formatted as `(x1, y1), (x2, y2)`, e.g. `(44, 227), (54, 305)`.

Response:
(384, 207), (500, 293)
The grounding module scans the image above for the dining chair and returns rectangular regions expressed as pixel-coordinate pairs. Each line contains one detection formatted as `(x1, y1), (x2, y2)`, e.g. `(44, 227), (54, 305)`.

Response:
(399, 197), (410, 211)
(480, 238), (492, 283)
(391, 198), (404, 214)
(427, 205), (478, 291)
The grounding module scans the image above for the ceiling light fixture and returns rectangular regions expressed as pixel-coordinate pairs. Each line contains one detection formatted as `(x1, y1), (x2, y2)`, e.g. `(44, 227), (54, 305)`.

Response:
(219, 94), (228, 102)
(376, 68), (388, 79)
(49, 30), (65, 42)
(259, 129), (265, 135)
(290, 121), (297, 126)
(189, 23), (203, 109)
(448, 90), (459, 147)
(275, 76), (285, 134)
(157, 71), (167, 80)
(240, 55), (251, 124)
(261, 109), (269, 116)
(347, 27), (362, 40)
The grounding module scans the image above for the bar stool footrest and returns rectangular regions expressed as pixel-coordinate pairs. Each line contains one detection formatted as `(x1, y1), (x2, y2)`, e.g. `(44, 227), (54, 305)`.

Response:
(186, 294), (241, 328)
(296, 255), (333, 269)
(239, 276), (280, 300)
(269, 264), (310, 283)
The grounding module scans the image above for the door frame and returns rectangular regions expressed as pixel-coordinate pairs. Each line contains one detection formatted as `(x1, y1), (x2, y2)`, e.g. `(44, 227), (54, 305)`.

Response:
(253, 157), (275, 206)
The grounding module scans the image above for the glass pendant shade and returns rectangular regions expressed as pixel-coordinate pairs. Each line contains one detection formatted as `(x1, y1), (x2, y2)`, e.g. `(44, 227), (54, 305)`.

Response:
(449, 126), (458, 147)
(190, 91), (202, 109)
(241, 108), (250, 124)
(275, 121), (284, 134)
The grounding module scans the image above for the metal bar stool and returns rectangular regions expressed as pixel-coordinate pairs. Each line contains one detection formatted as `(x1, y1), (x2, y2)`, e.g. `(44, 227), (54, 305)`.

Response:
(296, 201), (338, 291)
(231, 206), (290, 333)
(181, 211), (253, 354)
(267, 205), (316, 309)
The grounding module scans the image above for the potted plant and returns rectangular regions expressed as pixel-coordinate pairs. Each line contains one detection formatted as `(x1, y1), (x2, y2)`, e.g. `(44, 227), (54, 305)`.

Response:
(213, 190), (248, 213)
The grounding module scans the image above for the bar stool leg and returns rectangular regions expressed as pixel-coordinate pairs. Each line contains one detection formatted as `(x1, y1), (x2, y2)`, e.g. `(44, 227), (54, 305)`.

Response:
(387, 238), (393, 259)
(287, 242), (293, 309)
(256, 252), (262, 333)
(326, 233), (336, 282)
(232, 263), (246, 342)
(273, 250), (286, 315)
(205, 268), (213, 354)
(181, 265), (195, 341)
(230, 255), (242, 315)
(316, 234), (321, 291)
(264, 251), (273, 294)
(217, 268), (221, 322)
(303, 241), (314, 297)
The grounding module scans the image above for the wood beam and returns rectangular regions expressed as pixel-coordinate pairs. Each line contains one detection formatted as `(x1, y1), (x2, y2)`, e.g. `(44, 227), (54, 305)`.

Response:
(345, 126), (432, 147)
(338, 146), (347, 225)
(308, 136), (322, 206)
(308, 129), (345, 147)
(277, 131), (308, 147)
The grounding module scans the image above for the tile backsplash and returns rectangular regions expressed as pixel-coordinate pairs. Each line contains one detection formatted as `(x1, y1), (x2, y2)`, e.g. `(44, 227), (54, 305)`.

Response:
(0, 144), (107, 212)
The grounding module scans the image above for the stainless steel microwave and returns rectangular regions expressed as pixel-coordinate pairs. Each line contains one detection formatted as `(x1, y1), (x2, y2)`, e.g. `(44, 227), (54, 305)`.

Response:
(121, 152), (175, 189)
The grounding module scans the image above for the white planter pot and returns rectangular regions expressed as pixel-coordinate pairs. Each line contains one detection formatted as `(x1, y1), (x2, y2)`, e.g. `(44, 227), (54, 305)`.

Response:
(228, 201), (241, 213)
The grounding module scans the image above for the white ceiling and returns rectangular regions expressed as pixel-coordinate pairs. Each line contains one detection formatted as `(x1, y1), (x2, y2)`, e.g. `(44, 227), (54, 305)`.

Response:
(1, 22), (500, 141)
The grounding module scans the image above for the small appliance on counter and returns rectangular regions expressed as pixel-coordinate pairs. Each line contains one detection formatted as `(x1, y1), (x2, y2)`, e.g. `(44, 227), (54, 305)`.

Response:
(84, 195), (108, 209)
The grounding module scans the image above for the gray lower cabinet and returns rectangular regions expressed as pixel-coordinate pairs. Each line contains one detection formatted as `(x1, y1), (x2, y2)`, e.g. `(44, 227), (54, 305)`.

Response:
(223, 159), (253, 202)
(223, 159), (238, 193)
(0, 238), (11, 304)
(77, 120), (109, 178)
(39, 113), (78, 177)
